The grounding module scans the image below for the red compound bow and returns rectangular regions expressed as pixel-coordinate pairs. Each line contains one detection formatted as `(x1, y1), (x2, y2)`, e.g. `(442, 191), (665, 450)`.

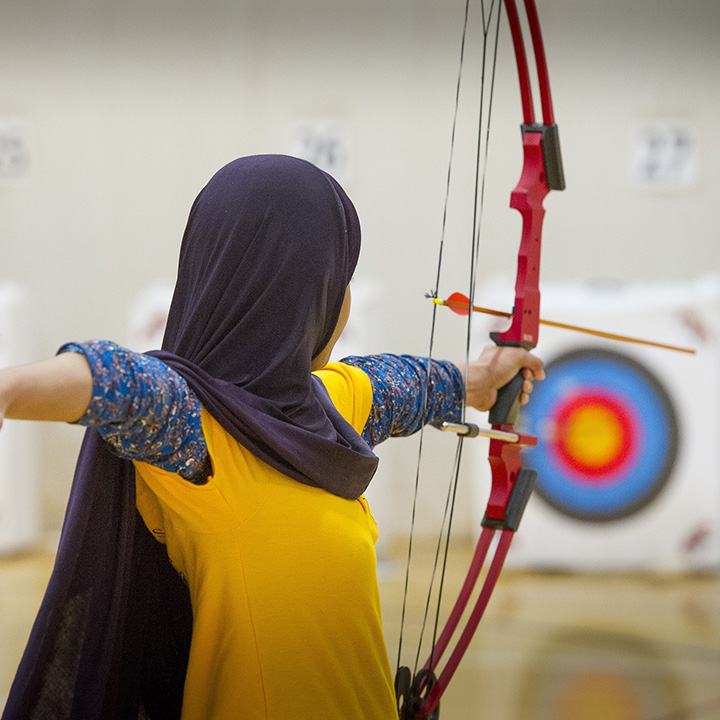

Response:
(395, 1), (565, 716)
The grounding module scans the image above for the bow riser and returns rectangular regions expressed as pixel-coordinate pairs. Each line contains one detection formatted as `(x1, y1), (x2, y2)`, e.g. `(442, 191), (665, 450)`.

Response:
(491, 131), (548, 350)
(484, 430), (537, 525)
(488, 127), (554, 427)
(492, 132), (549, 350)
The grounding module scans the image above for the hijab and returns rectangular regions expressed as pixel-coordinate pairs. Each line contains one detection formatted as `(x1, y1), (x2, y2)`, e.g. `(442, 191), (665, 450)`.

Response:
(153, 154), (378, 497)
(2, 155), (377, 720)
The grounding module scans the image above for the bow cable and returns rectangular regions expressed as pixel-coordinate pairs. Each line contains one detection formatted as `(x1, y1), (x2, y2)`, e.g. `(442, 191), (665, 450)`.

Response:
(427, 0), (504, 678)
(394, 0), (507, 704)
(393, 0), (473, 682)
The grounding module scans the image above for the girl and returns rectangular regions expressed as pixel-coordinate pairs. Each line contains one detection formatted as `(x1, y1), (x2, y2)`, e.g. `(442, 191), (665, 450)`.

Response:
(0, 155), (543, 719)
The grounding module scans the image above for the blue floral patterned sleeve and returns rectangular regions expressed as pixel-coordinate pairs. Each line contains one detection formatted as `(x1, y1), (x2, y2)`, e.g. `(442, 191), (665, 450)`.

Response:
(58, 342), (465, 480)
(341, 354), (464, 448)
(58, 341), (210, 483)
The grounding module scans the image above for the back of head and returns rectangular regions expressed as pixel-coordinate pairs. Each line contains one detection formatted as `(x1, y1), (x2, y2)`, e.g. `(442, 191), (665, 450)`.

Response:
(163, 154), (361, 405)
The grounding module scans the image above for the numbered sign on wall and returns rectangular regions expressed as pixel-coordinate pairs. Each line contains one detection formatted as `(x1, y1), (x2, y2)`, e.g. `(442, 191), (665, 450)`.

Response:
(630, 122), (697, 190)
(0, 118), (31, 181)
(286, 118), (352, 184)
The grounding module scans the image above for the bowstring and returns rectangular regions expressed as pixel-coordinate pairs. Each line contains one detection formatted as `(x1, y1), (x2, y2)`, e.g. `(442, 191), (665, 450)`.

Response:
(425, 0), (503, 677)
(394, 0), (472, 680)
(395, 0), (505, 684)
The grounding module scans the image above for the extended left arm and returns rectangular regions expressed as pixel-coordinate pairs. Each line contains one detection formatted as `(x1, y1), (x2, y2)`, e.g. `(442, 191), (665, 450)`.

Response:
(342, 347), (543, 447)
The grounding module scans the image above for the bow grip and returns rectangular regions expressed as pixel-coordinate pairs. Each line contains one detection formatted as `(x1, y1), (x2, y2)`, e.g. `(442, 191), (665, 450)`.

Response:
(488, 371), (524, 426)
(488, 329), (535, 426)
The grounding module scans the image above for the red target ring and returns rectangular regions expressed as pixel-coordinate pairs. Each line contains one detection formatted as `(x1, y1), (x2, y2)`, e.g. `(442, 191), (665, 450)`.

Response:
(550, 391), (641, 484)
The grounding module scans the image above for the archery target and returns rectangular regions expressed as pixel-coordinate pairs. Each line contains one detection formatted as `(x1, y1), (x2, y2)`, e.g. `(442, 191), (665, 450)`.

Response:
(523, 348), (679, 522)
(471, 277), (720, 570)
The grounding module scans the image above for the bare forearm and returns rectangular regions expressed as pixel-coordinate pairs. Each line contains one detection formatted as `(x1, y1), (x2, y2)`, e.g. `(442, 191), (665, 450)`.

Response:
(0, 352), (93, 424)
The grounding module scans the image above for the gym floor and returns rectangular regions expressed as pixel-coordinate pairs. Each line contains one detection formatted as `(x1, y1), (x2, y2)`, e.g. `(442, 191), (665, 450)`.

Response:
(1, 542), (719, 719)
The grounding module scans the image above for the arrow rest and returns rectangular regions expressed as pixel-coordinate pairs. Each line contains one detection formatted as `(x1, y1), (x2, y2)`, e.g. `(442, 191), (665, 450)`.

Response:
(395, 667), (440, 720)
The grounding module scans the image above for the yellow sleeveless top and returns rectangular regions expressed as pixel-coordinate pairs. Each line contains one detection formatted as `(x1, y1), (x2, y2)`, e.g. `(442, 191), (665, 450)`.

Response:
(133, 362), (397, 720)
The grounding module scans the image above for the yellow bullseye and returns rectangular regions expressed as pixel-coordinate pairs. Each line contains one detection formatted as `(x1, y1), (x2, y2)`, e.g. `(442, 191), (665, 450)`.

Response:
(563, 404), (624, 469)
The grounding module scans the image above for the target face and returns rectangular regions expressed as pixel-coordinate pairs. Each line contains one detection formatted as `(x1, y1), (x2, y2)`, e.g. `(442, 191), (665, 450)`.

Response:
(522, 348), (679, 522)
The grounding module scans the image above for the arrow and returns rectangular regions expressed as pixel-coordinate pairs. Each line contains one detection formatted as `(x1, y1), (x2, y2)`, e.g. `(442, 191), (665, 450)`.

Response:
(431, 292), (696, 355)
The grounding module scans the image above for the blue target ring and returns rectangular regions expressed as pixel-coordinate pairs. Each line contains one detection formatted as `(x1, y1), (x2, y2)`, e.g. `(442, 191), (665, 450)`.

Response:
(522, 348), (679, 522)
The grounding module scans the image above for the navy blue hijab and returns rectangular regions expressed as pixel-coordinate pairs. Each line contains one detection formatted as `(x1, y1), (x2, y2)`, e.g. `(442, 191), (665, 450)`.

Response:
(155, 154), (378, 496)
(2, 156), (377, 720)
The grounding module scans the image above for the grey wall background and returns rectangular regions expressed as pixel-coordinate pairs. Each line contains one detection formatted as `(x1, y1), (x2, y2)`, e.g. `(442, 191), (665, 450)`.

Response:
(0, 0), (717, 547)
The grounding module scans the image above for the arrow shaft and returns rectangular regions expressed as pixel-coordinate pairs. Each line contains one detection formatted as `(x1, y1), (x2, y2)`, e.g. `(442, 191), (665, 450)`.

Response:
(434, 297), (696, 355)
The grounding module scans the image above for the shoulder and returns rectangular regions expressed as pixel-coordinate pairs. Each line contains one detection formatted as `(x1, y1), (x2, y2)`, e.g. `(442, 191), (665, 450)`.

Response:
(313, 362), (373, 434)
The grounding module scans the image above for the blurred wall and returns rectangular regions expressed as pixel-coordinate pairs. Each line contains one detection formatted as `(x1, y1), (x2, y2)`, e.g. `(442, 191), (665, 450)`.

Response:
(0, 0), (717, 543)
